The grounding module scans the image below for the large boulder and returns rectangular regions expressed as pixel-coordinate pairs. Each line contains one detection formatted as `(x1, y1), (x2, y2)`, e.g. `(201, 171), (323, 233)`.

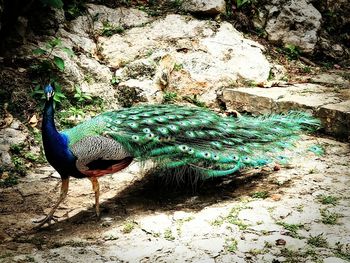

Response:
(264, 0), (322, 54)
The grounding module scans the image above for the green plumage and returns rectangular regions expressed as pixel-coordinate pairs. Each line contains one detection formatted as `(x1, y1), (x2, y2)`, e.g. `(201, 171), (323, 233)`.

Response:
(62, 104), (321, 178)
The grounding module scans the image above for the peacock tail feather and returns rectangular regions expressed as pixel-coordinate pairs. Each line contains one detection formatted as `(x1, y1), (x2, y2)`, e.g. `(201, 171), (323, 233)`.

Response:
(62, 104), (321, 178)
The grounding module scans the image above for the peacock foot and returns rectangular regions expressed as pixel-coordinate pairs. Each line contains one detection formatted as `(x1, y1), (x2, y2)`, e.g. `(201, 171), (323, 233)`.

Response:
(33, 214), (59, 228)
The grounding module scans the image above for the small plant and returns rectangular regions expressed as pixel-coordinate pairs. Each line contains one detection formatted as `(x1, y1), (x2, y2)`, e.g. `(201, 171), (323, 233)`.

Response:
(251, 191), (269, 199)
(173, 63), (183, 71)
(122, 221), (135, 234)
(302, 66), (311, 73)
(176, 216), (194, 235)
(249, 248), (264, 256)
(320, 208), (341, 225)
(66, 106), (85, 118)
(24, 152), (40, 162)
(74, 85), (92, 103)
(171, 0), (183, 8)
(334, 242), (350, 261)
(0, 173), (18, 188)
(236, 0), (254, 9)
(32, 38), (74, 78)
(83, 74), (94, 84)
(264, 241), (272, 248)
(307, 233), (328, 247)
(111, 76), (121, 85)
(241, 79), (257, 87)
(277, 221), (303, 238)
(145, 49), (154, 57)
(211, 217), (225, 226)
(182, 95), (206, 108)
(65, 0), (87, 20)
(280, 248), (302, 263)
(283, 44), (301, 60)
(226, 239), (238, 253)
(227, 205), (250, 230)
(101, 21), (125, 37)
(211, 204), (250, 230)
(164, 228), (175, 241)
(10, 143), (25, 154)
(308, 168), (317, 174)
(296, 204), (304, 212)
(317, 195), (338, 206)
(163, 92), (178, 103)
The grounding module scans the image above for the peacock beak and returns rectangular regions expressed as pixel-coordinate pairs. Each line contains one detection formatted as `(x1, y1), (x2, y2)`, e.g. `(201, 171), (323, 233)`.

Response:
(46, 91), (55, 101)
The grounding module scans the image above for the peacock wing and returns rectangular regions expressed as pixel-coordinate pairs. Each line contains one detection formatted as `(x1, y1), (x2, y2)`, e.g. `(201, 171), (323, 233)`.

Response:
(61, 117), (133, 177)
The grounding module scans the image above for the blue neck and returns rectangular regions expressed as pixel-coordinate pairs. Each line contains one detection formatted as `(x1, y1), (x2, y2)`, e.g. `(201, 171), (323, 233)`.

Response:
(42, 98), (77, 178)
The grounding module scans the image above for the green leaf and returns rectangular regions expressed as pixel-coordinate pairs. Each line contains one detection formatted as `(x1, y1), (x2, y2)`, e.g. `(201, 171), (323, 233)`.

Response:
(40, 0), (63, 9)
(236, 0), (251, 8)
(49, 38), (62, 48)
(61, 47), (75, 57)
(75, 86), (82, 94)
(53, 56), (65, 71)
(84, 94), (92, 100)
(33, 48), (47, 55)
(55, 92), (66, 99)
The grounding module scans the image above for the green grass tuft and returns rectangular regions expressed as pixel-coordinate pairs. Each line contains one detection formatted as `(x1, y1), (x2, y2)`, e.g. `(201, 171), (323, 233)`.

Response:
(307, 233), (328, 247)
(317, 194), (338, 205)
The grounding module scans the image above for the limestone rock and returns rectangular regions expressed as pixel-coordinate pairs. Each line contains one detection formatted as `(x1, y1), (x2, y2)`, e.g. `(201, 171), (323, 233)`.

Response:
(101, 14), (270, 82)
(116, 79), (163, 107)
(222, 84), (350, 139)
(182, 0), (226, 15)
(323, 257), (348, 263)
(190, 237), (224, 257)
(86, 4), (151, 33)
(265, 0), (322, 53)
(138, 213), (172, 234)
(0, 120), (27, 166)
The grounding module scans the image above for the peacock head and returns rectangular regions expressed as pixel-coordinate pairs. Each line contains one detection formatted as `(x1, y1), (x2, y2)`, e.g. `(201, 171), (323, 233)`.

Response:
(44, 84), (55, 101)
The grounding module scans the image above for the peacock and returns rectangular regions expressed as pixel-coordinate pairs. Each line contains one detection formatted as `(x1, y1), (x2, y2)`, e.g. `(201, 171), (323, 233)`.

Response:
(36, 84), (321, 227)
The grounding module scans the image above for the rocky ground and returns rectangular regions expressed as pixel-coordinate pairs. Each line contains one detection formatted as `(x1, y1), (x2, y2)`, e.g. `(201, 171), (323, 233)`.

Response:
(0, 136), (349, 263)
(1, 1), (350, 262)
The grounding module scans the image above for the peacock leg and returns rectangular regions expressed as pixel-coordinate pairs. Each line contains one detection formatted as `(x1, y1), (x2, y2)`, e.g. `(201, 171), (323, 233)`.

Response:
(34, 178), (69, 228)
(89, 177), (100, 218)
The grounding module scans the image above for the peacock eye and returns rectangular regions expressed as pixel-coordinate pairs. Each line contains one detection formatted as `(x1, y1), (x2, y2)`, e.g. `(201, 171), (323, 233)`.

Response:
(203, 152), (211, 159)
(186, 131), (195, 137)
(188, 148), (194, 154)
(179, 145), (189, 152)
(132, 135), (139, 141)
(128, 122), (138, 128)
(158, 128), (168, 134)
(143, 128), (151, 133)
(213, 154), (219, 160)
(147, 133), (154, 138)
(168, 125), (178, 131)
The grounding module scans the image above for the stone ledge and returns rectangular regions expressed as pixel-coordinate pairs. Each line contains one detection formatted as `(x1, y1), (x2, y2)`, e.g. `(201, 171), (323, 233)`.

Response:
(222, 83), (350, 140)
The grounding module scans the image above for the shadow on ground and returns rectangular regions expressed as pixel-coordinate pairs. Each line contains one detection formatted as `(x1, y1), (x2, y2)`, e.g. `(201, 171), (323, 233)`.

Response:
(11, 167), (278, 247)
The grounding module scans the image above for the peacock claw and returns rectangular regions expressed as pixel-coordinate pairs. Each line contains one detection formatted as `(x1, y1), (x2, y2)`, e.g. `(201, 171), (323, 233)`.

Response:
(33, 214), (59, 228)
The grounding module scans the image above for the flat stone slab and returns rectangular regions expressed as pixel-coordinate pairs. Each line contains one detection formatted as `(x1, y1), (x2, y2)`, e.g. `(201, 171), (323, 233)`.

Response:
(222, 83), (350, 140)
